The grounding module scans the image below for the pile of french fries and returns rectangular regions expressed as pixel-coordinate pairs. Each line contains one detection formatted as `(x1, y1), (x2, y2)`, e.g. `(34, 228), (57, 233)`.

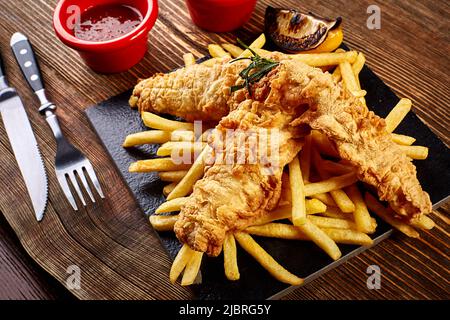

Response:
(124, 34), (434, 286)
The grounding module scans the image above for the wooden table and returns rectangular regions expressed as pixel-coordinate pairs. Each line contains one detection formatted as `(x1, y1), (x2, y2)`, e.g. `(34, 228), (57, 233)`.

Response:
(0, 0), (448, 300)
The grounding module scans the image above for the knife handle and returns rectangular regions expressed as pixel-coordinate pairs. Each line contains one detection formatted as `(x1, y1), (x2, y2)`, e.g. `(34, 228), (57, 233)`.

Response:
(10, 32), (44, 93)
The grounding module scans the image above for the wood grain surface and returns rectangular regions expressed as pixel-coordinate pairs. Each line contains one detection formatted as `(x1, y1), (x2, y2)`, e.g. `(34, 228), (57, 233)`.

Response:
(0, 0), (448, 300)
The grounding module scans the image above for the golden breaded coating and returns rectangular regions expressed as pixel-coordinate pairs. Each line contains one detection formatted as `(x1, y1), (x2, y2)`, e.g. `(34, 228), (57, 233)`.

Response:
(175, 98), (302, 256)
(133, 54), (431, 255)
(293, 70), (431, 220)
(130, 59), (246, 121)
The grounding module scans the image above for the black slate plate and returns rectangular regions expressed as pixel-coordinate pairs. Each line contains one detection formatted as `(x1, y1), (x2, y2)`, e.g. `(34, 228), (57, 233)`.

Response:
(85, 56), (450, 300)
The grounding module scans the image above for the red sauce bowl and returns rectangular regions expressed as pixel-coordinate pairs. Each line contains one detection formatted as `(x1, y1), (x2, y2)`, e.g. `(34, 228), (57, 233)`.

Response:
(53, 0), (158, 73)
(186, 0), (257, 32)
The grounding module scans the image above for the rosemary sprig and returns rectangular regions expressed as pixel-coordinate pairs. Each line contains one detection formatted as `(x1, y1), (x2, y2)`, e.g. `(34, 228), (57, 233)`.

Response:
(230, 39), (279, 96)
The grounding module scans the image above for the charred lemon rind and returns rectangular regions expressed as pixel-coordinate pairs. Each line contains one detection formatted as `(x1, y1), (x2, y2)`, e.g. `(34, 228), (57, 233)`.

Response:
(265, 6), (342, 53)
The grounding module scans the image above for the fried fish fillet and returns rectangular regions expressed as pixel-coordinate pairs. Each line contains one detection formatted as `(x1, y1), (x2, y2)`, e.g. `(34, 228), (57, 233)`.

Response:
(129, 60), (244, 121)
(174, 99), (303, 256)
(133, 55), (431, 255)
(291, 67), (432, 220)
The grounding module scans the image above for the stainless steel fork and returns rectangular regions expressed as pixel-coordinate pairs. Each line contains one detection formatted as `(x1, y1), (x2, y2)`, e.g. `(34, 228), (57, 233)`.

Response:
(11, 32), (104, 210)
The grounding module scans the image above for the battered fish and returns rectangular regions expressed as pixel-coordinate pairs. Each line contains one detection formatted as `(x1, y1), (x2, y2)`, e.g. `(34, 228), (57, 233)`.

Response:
(132, 54), (431, 256)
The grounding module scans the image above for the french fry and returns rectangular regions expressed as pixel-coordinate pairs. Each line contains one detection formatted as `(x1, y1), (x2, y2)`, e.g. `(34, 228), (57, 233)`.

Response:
(221, 43), (244, 58)
(287, 51), (358, 67)
(286, 201), (326, 219)
(297, 220), (342, 260)
(299, 135), (312, 182)
(255, 199), (327, 225)
(311, 130), (339, 158)
(304, 172), (357, 197)
(253, 205), (291, 225)
(149, 214), (178, 231)
(411, 215), (435, 230)
(157, 141), (206, 157)
(289, 157), (307, 225)
(352, 52), (365, 76)
(322, 227), (373, 246)
(171, 130), (195, 142)
(398, 145), (429, 160)
(170, 146), (202, 164)
(331, 51), (347, 75)
(312, 149), (356, 213)
(155, 197), (188, 214)
(321, 206), (353, 219)
(183, 53), (196, 67)
(364, 193), (420, 238)
(321, 160), (354, 175)
(384, 98), (412, 133)
(322, 209), (376, 232)
(208, 44), (231, 58)
(174, 150), (202, 166)
(351, 90), (367, 97)
(234, 232), (303, 285)
(246, 223), (373, 246)
(346, 184), (374, 233)
(201, 57), (220, 67)
(352, 52), (365, 89)
(340, 61), (359, 92)
(170, 244), (194, 284)
(181, 251), (203, 286)
(308, 215), (356, 230)
(280, 173), (291, 205)
(142, 112), (195, 131)
(163, 182), (177, 196)
(391, 133), (416, 146)
(239, 34), (266, 58)
(159, 170), (189, 182)
(129, 158), (191, 172)
(332, 65), (342, 82)
(247, 223), (307, 239)
(328, 189), (355, 213)
(306, 199), (328, 214)
(123, 130), (172, 147)
(167, 146), (210, 200)
(223, 233), (240, 281)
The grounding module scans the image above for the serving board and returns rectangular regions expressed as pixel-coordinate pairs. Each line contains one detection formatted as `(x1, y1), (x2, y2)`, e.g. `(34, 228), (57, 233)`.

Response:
(85, 57), (450, 300)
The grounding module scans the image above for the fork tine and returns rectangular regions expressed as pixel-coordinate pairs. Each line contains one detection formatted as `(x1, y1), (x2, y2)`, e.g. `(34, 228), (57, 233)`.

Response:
(84, 162), (105, 199)
(56, 173), (78, 211)
(76, 168), (95, 203)
(67, 171), (86, 206)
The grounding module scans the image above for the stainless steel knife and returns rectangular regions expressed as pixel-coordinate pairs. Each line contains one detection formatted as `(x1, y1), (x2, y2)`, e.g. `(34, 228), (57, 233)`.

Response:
(0, 49), (48, 221)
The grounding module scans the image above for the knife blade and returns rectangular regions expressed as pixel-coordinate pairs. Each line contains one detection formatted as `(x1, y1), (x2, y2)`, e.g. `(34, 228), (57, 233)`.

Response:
(0, 52), (48, 221)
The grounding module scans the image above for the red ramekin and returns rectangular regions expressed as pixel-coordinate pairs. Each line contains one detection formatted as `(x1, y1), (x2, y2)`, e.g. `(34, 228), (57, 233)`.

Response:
(186, 0), (257, 33)
(53, 0), (158, 73)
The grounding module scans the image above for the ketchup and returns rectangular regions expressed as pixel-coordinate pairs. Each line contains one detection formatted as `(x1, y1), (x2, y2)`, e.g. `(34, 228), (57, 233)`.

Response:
(74, 4), (143, 42)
